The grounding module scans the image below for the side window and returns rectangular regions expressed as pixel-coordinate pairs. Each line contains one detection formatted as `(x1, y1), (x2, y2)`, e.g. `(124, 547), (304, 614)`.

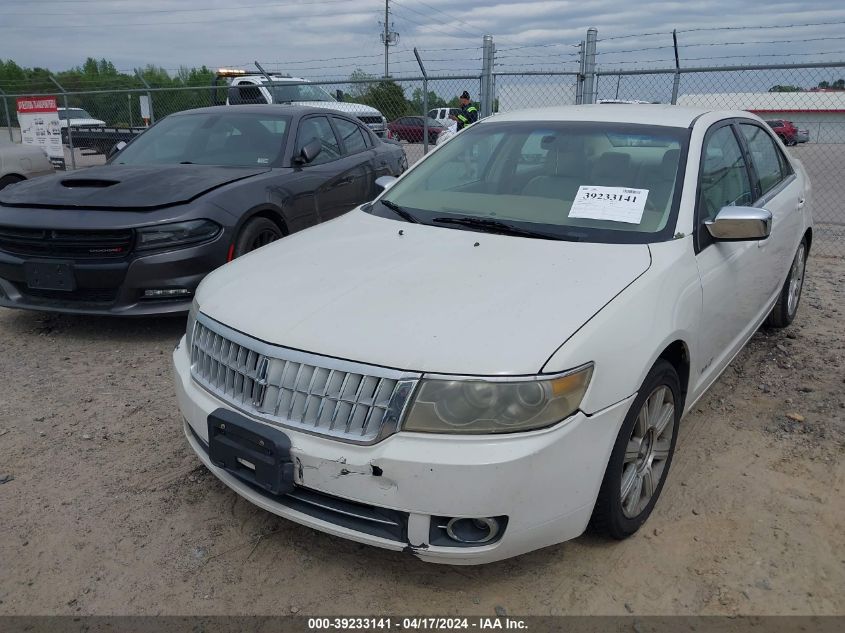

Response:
(739, 123), (788, 196)
(296, 116), (341, 165)
(333, 117), (368, 155)
(232, 81), (265, 104)
(699, 126), (753, 223)
(516, 131), (551, 171)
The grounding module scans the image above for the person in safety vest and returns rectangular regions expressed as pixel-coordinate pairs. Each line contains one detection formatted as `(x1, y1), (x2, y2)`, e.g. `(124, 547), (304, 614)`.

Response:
(450, 90), (478, 130)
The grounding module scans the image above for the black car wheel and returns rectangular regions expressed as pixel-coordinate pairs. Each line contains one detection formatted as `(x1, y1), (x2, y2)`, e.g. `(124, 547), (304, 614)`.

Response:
(589, 360), (681, 539)
(0, 174), (24, 191)
(233, 217), (284, 258)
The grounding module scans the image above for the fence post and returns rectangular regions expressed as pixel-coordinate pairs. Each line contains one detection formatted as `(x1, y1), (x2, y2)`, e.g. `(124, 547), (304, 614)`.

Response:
(576, 41), (585, 104)
(583, 28), (598, 104)
(135, 70), (155, 123)
(414, 48), (430, 154)
(481, 35), (495, 118)
(0, 88), (13, 142)
(671, 29), (681, 105)
(49, 75), (76, 170)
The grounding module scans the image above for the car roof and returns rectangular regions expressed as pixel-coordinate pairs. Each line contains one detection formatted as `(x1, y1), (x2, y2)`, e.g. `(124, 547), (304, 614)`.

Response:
(171, 104), (359, 118)
(489, 104), (746, 128)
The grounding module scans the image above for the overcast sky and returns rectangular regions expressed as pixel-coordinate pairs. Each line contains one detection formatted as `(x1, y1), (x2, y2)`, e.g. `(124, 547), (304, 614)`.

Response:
(2, 0), (845, 78)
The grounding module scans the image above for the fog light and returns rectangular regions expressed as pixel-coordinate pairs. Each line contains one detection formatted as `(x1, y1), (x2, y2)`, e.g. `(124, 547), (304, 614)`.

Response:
(143, 288), (192, 298)
(445, 517), (501, 544)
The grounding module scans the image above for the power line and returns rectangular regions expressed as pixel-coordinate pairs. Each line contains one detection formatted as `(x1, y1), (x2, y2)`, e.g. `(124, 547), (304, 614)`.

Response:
(5, 0), (366, 14)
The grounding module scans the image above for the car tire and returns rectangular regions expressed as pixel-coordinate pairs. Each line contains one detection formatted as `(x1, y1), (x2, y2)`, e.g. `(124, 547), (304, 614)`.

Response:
(766, 238), (807, 328)
(589, 359), (681, 539)
(0, 174), (24, 191)
(233, 217), (284, 258)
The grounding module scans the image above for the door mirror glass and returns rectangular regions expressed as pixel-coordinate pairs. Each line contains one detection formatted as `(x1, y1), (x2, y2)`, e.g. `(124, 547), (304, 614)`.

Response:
(297, 138), (323, 164)
(705, 206), (772, 241)
(375, 175), (397, 191)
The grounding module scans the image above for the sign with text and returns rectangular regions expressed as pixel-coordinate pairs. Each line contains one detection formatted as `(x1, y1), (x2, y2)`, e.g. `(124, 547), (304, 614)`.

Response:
(16, 97), (65, 169)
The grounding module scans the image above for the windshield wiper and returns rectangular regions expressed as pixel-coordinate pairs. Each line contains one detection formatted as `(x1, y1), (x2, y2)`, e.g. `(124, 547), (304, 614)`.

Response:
(380, 199), (419, 224)
(432, 216), (577, 241)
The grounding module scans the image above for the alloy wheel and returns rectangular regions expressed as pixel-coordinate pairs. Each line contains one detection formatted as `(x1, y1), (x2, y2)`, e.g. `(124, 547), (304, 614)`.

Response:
(787, 242), (806, 318)
(621, 385), (675, 518)
(250, 228), (280, 251)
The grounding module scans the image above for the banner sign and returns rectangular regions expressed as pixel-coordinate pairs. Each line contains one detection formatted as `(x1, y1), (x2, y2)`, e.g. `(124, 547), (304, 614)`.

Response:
(17, 96), (66, 169)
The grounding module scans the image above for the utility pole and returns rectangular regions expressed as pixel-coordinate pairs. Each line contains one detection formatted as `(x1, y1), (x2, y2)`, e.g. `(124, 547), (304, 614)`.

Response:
(380, 0), (399, 78)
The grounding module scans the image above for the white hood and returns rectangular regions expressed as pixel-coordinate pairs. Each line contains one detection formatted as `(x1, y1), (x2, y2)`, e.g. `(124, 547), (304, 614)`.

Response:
(60, 118), (106, 128)
(197, 210), (651, 375)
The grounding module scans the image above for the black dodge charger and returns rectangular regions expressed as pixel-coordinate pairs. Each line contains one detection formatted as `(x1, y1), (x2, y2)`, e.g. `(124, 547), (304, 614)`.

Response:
(0, 105), (406, 315)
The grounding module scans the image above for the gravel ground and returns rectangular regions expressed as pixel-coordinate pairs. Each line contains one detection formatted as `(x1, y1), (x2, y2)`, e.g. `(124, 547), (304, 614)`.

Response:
(0, 253), (843, 617)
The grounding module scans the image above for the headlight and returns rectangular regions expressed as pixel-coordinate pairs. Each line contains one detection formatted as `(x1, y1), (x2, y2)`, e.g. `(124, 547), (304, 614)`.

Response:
(402, 364), (593, 434)
(135, 219), (220, 251)
(185, 296), (199, 350)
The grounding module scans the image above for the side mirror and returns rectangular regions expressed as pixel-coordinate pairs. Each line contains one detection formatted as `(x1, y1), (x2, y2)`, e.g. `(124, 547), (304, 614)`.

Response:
(107, 141), (127, 159)
(375, 175), (397, 191)
(705, 206), (772, 241)
(335, 89), (345, 102)
(294, 138), (322, 165)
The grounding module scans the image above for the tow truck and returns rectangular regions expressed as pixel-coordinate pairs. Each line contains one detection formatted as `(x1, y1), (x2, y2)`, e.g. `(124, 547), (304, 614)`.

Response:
(213, 68), (388, 137)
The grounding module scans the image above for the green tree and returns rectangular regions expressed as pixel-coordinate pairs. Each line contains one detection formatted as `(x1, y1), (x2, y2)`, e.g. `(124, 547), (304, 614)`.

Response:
(768, 85), (802, 92)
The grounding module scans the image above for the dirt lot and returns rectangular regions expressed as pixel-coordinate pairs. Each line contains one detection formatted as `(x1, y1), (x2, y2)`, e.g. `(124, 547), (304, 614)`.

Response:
(0, 256), (843, 617)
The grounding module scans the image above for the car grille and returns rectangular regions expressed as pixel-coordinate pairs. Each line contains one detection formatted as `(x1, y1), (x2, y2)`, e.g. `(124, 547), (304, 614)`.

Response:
(11, 282), (118, 306)
(0, 226), (133, 259)
(189, 315), (419, 444)
(357, 115), (384, 126)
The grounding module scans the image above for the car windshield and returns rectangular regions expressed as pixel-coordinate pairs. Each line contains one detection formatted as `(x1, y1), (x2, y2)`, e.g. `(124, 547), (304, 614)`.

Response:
(59, 108), (93, 120)
(113, 112), (290, 167)
(269, 83), (336, 103)
(369, 120), (689, 244)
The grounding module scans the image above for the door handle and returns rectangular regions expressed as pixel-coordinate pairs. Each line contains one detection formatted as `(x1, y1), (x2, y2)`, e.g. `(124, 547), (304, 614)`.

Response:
(798, 198), (805, 209)
(331, 177), (354, 188)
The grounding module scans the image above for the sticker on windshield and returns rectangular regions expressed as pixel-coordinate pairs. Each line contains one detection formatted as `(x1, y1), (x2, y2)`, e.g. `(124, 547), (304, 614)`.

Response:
(257, 157), (269, 164)
(568, 186), (649, 224)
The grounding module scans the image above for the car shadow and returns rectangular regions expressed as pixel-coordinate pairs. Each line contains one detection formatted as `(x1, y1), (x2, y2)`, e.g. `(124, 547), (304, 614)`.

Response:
(0, 307), (187, 344)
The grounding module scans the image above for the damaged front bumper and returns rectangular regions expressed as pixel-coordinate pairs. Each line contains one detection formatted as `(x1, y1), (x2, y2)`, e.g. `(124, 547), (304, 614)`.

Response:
(173, 337), (633, 564)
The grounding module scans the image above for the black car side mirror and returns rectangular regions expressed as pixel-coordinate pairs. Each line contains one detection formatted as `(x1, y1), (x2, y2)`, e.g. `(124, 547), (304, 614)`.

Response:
(335, 89), (345, 102)
(107, 141), (127, 160)
(295, 139), (322, 165)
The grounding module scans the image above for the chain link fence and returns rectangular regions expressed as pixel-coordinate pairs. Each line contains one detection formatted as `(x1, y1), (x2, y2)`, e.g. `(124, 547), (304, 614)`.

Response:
(1, 62), (843, 256)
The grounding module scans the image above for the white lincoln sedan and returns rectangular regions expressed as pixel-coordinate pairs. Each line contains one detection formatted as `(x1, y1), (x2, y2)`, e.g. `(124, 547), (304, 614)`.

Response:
(172, 105), (812, 564)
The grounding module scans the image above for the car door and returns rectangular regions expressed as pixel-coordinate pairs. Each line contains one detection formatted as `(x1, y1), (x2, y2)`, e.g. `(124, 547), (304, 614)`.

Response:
(330, 116), (379, 207)
(291, 114), (350, 222)
(693, 121), (772, 393)
(736, 120), (804, 300)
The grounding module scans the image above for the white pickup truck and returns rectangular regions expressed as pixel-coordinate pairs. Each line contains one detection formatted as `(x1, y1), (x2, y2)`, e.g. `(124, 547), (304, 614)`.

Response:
(218, 71), (388, 137)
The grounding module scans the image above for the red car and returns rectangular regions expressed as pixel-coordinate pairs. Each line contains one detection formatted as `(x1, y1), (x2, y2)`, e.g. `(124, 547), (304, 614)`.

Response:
(765, 119), (798, 146)
(388, 116), (446, 143)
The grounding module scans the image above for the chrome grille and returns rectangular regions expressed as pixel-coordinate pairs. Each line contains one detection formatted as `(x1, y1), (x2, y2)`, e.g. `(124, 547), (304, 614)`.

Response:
(189, 315), (419, 444)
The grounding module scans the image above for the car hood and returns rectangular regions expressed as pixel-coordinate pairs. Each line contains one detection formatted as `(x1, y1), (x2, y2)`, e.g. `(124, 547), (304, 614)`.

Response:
(63, 118), (106, 127)
(0, 164), (269, 210)
(294, 101), (384, 117)
(197, 210), (652, 375)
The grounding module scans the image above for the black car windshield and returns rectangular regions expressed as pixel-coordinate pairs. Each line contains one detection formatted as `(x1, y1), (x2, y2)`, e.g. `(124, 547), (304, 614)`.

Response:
(368, 120), (689, 244)
(113, 112), (290, 167)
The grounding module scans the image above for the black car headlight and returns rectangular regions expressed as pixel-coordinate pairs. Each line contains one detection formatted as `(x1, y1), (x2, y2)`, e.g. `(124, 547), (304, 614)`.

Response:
(402, 364), (593, 434)
(135, 219), (221, 251)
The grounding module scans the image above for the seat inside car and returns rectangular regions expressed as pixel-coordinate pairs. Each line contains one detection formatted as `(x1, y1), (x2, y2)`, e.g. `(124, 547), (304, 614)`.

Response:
(590, 151), (631, 185)
(522, 141), (586, 200)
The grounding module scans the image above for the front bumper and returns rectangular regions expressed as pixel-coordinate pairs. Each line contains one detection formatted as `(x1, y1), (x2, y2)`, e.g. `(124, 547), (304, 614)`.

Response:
(173, 338), (634, 564)
(0, 234), (227, 316)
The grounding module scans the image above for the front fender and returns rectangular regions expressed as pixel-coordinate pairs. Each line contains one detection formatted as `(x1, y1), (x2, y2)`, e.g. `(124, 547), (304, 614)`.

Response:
(542, 237), (702, 415)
